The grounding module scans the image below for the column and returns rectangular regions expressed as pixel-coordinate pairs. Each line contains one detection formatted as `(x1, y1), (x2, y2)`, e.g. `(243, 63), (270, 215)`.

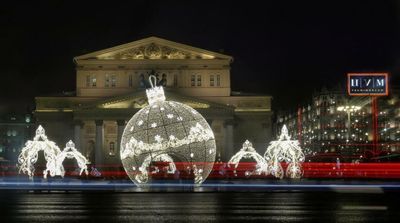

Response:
(223, 120), (234, 161)
(117, 120), (126, 159)
(73, 120), (83, 151)
(95, 120), (104, 168)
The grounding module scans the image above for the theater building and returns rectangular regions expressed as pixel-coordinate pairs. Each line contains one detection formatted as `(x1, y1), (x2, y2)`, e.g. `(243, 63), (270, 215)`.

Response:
(35, 37), (272, 166)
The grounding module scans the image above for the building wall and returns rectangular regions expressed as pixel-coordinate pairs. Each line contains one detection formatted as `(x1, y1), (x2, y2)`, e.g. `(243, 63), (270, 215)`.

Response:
(76, 64), (231, 98)
(234, 113), (272, 154)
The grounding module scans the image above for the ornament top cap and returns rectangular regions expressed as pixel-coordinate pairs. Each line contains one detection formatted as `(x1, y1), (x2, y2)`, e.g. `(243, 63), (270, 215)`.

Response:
(241, 140), (256, 152)
(146, 75), (166, 105)
(279, 125), (291, 140)
(66, 140), (75, 148)
(34, 125), (48, 141)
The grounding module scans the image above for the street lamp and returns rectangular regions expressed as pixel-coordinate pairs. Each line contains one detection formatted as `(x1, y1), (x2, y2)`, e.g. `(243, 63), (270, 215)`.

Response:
(337, 105), (361, 142)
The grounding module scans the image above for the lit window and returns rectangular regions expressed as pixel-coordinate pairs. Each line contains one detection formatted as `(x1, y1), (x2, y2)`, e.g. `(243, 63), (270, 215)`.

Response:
(216, 75), (220, 86)
(210, 75), (215, 87)
(191, 75), (195, 86)
(91, 76), (97, 87)
(111, 75), (116, 87)
(109, 142), (115, 156)
(197, 75), (201, 86)
(25, 114), (31, 123)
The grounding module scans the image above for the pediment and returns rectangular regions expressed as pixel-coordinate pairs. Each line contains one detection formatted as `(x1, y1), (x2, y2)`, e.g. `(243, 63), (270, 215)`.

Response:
(74, 36), (232, 61)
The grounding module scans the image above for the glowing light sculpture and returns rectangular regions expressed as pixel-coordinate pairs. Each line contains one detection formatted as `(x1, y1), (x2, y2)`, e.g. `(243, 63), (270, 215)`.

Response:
(264, 125), (305, 179)
(120, 75), (216, 187)
(55, 140), (89, 178)
(228, 140), (269, 177)
(18, 126), (89, 179)
(17, 125), (61, 179)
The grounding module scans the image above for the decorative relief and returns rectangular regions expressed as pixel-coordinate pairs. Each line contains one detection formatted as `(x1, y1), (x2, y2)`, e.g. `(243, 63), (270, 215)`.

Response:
(106, 126), (117, 135)
(144, 43), (162, 59)
(85, 125), (95, 134)
(161, 46), (189, 59)
(112, 43), (194, 60)
(116, 47), (145, 59)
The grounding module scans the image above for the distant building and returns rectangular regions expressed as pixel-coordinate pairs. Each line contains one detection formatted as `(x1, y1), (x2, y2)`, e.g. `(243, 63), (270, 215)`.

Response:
(35, 37), (273, 167)
(0, 113), (34, 161)
(277, 86), (400, 161)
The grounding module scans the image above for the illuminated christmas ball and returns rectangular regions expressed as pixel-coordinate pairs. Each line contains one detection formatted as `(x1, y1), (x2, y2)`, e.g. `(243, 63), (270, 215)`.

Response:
(120, 76), (216, 187)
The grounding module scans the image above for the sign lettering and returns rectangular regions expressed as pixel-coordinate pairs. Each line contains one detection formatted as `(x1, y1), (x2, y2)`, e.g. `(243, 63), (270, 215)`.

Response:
(347, 73), (388, 96)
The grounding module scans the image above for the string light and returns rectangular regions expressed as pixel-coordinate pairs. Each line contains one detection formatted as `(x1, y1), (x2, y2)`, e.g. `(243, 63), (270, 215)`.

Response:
(55, 140), (89, 178)
(264, 125), (305, 179)
(17, 126), (88, 179)
(228, 140), (269, 176)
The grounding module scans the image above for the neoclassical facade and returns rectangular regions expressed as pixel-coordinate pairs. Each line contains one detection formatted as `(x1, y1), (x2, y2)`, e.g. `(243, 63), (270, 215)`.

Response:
(35, 37), (272, 167)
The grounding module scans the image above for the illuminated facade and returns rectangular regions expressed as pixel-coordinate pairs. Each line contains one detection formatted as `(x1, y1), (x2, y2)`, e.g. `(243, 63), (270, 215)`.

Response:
(277, 87), (400, 161)
(35, 37), (273, 167)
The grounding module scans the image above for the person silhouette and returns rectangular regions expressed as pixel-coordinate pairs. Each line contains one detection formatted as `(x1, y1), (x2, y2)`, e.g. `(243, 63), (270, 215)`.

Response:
(158, 73), (167, 87)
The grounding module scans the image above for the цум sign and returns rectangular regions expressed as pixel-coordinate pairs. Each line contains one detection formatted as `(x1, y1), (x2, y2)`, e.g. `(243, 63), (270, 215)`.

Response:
(347, 73), (389, 96)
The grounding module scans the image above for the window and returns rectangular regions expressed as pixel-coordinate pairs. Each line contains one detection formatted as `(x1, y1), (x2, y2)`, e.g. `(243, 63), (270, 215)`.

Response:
(86, 75), (90, 87)
(129, 74), (133, 87)
(139, 74), (146, 88)
(91, 76), (97, 87)
(191, 75), (195, 86)
(109, 142), (115, 156)
(111, 75), (116, 87)
(173, 74), (178, 87)
(105, 74), (116, 87)
(197, 75), (202, 86)
(210, 75), (215, 87)
(216, 75), (221, 86)
(105, 74), (110, 87)
(191, 74), (202, 87)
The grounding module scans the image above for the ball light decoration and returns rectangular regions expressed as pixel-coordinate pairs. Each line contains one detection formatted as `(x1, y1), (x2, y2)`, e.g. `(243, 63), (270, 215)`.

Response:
(264, 125), (305, 179)
(228, 140), (269, 177)
(120, 76), (216, 187)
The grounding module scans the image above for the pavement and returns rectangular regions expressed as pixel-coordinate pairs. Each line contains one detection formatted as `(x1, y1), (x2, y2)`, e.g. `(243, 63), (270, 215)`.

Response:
(0, 190), (399, 222)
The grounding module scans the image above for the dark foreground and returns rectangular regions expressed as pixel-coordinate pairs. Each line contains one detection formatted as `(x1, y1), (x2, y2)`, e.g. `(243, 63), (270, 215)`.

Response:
(0, 191), (399, 222)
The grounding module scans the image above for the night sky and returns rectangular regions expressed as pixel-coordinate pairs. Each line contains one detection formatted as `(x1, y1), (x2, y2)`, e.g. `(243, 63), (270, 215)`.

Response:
(1, 1), (399, 114)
